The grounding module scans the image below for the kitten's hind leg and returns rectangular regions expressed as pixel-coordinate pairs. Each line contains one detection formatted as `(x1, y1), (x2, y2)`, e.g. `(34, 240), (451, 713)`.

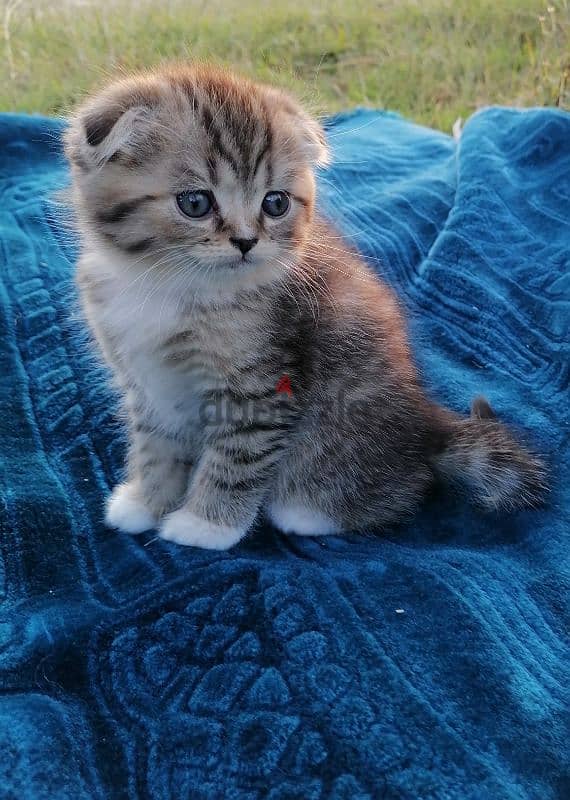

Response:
(266, 501), (342, 536)
(106, 422), (192, 534)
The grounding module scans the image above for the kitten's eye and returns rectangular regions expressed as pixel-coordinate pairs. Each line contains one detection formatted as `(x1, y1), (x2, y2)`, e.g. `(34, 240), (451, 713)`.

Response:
(176, 190), (213, 218)
(262, 191), (290, 218)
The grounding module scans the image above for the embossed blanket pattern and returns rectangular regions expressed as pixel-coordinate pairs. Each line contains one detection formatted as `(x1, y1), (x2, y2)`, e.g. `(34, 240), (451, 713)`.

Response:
(0, 108), (568, 800)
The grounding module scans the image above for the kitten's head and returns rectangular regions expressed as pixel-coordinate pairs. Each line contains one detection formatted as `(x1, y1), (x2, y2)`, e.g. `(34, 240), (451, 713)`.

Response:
(65, 65), (329, 297)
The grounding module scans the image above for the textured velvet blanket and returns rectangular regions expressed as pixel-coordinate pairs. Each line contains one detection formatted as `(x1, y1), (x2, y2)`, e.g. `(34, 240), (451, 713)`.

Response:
(0, 107), (568, 800)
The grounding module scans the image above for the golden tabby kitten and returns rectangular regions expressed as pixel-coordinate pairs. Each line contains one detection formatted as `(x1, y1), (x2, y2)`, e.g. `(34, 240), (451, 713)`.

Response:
(64, 64), (546, 550)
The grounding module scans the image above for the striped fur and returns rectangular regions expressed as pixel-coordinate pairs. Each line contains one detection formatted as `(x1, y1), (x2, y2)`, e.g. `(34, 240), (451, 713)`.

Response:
(65, 65), (546, 550)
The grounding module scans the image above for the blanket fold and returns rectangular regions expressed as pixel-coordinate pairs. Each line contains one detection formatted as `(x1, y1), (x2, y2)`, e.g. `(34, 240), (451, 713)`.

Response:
(0, 107), (568, 800)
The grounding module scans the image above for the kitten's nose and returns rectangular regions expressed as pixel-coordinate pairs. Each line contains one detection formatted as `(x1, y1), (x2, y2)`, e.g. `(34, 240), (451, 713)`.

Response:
(230, 236), (258, 256)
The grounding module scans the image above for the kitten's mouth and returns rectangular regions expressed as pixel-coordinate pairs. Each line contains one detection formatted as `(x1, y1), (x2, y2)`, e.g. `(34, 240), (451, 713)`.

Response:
(228, 254), (254, 269)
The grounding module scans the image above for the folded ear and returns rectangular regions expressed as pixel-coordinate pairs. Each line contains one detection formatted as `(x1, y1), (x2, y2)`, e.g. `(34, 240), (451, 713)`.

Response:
(84, 102), (137, 147)
(294, 109), (331, 167)
(65, 84), (160, 170)
(266, 88), (330, 168)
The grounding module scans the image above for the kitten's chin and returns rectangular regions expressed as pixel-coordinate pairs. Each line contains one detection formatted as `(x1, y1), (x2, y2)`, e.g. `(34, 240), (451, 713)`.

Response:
(187, 254), (292, 303)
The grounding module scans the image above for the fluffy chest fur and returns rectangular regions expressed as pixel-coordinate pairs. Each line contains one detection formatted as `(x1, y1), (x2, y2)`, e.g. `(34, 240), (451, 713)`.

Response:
(78, 251), (272, 433)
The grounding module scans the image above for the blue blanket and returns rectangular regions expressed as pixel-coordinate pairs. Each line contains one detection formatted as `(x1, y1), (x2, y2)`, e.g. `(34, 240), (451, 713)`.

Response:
(0, 107), (568, 800)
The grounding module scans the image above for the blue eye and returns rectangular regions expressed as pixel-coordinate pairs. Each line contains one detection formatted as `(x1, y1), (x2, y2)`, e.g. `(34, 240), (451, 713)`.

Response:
(262, 191), (290, 218)
(176, 190), (213, 218)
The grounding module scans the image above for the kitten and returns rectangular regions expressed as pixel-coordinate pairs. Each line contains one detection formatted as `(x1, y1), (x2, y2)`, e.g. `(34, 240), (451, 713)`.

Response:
(64, 64), (546, 550)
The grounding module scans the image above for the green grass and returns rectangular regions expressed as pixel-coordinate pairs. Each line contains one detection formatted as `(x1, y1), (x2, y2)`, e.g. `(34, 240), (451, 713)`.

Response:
(1, 0), (568, 131)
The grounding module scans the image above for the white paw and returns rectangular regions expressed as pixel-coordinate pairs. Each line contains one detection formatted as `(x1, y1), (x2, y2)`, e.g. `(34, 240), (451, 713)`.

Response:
(267, 502), (341, 536)
(159, 509), (246, 550)
(105, 483), (157, 534)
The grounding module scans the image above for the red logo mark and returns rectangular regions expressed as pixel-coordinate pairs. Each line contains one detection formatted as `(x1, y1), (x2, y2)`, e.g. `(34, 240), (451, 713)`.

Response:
(275, 374), (293, 397)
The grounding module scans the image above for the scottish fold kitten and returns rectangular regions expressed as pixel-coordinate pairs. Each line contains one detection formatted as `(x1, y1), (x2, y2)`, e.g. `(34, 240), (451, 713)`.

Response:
(64, 65), (546, 550)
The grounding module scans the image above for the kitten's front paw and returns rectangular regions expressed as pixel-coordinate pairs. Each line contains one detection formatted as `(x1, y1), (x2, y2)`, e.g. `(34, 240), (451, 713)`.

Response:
(105, 483), (157, 534)
(159, 509), (246, 550)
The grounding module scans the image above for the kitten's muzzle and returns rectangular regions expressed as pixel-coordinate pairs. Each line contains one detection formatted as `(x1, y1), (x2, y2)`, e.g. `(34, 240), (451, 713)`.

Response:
(229, 237), (258, 256)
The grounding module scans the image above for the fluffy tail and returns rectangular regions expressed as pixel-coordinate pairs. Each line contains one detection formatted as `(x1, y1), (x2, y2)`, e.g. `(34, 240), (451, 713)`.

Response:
(432, 396), (548, 511)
